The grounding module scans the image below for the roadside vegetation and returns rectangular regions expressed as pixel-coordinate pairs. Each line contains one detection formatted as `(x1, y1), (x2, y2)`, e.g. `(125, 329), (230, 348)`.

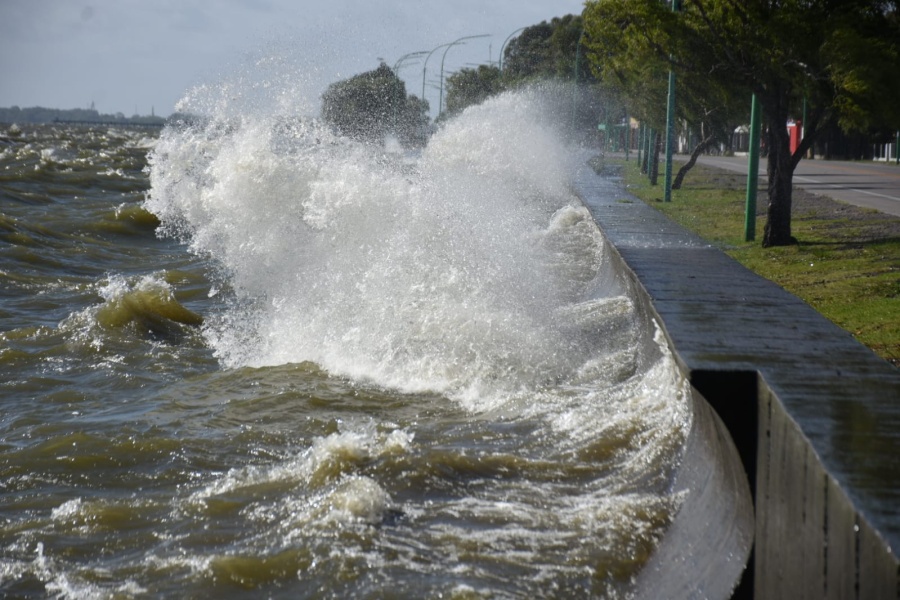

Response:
(584, 0), (900, 248)
(609, 156), (900, 366)
(319, 15), (624, 148)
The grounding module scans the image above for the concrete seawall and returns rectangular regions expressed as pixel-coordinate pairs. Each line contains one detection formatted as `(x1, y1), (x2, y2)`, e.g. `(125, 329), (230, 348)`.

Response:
(573, 162), (900, 599)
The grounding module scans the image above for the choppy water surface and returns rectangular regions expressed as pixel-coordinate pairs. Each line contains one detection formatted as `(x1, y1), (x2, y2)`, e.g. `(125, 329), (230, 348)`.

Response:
(1, 93), (691, 598)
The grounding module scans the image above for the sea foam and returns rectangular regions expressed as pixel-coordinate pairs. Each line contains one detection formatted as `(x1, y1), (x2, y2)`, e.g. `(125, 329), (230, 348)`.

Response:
(147, 92), (613, 404)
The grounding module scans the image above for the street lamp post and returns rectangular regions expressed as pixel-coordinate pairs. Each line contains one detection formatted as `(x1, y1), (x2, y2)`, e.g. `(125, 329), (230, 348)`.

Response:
(389, 52), (427, 132)
(393, 51), (428, 75)
(439, 35), (490, 117)
(663, 0), (680, 203)
(499, 27), (526, 73)
(744, 94), (762, 241)
(572, 29), (584, 137)
(422, 43), (453, 112)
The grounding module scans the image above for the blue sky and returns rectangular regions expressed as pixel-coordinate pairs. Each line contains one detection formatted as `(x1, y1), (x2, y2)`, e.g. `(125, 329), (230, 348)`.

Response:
(0, 0), (586, 118)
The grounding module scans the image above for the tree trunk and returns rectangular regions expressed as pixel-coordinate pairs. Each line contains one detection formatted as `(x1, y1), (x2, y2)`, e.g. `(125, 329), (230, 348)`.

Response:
(762, 103), (796, 247)
(672, 133), (715, 190)
(649, 131), (662, 186)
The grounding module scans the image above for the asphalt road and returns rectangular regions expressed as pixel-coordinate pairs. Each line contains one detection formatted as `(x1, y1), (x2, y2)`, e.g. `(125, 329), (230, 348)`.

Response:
(685, 154), (900, 217)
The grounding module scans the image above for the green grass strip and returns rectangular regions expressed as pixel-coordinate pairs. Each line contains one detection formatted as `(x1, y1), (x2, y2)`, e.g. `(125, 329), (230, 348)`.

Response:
(607, 157), (900, 367)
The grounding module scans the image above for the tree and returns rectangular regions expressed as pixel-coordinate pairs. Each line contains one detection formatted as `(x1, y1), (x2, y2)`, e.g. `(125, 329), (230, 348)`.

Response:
(585, 2), (749, 189)
(500, 15), (625, 143)
(427, 15), (615, 138)
(444, 65), (504, 117)
(321, 63), (429, 146)
(424, 17), (593, 127)
(438, 16), (585, 117)
(584, 0), (900, 247)
(502, 20), (555, 81)
(503, 15), (594, 83)
(549, 14), (594, 82)
(397, 93), (430, 147)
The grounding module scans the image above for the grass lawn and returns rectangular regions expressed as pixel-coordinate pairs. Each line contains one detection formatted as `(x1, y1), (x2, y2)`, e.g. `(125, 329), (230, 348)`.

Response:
(608, 157), (900, 366)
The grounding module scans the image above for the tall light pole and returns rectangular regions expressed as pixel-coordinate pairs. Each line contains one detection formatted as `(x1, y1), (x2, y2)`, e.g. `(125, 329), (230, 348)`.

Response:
(422, 43), (453, 113)
(439, 34), (490, 117)
(663, 0), (680, 203)
(499, 27), (526, 73)
(745, 94), (762, 241)
(388, 52), (427, 132)
(393, 51), (428, 75)
(572, 29), (584, 137)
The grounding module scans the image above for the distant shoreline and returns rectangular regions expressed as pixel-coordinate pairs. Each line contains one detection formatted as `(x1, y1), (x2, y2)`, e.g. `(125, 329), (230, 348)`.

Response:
(0, 105), (167, 127)
(48, 119), (164, 129)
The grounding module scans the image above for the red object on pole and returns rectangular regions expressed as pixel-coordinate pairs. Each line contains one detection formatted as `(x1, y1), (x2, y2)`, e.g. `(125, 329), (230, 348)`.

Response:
(788, 121), (801, 154)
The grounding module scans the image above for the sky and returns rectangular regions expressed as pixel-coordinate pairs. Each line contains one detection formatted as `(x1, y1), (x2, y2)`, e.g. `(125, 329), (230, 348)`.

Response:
(0, 0), (587, 119)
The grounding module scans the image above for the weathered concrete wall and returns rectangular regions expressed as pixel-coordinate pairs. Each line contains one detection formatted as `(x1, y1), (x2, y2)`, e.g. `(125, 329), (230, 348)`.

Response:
(756, 381), (900, 599)
(632, 386), (754, 599)
(573, 161), (900, 599)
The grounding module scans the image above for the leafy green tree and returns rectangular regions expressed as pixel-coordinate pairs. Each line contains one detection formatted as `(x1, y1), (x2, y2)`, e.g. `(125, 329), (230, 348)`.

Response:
(321, 63), (428, 146)
(548, 14), (593, 82)
(503, 15), (594, 83)
(444, 65), (504, 117)
(585, 3), (748, 189)
(499, 14), (629, 143)
(502, 21), (555, 81)
(584, 0), (900, 247)
(425, 14), (616, 140)
(397, 93), (430, 147)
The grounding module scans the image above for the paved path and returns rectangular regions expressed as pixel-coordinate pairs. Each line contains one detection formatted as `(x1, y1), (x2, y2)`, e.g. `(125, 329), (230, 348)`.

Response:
(684, 154), (900, 217)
